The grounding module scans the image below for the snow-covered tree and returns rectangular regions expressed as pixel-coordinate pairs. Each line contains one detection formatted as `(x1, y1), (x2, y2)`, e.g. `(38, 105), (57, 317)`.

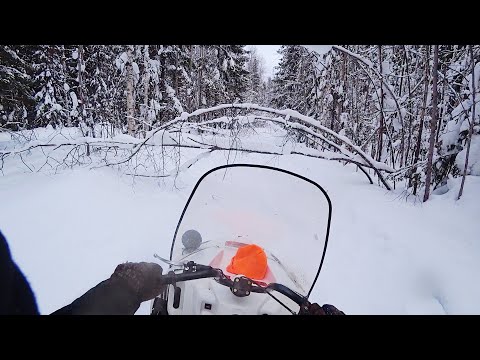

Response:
(82, 45), (123, 135)
(219, 45), (249, 104)
(245, 46), (267, 104)
(271, 45), (316, 115)
(270, 44), (480, 198)
(32, 45), (73, 128)
(0, 45), (35, 130)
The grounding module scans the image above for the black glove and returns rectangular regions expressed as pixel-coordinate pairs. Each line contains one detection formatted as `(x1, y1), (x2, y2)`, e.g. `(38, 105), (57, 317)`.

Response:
(302, 302), (345, 315)
(111, 262), (164, 302)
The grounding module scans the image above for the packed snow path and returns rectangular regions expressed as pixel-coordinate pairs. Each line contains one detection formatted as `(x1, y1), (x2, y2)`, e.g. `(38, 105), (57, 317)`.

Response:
(1, 150), (479, 314)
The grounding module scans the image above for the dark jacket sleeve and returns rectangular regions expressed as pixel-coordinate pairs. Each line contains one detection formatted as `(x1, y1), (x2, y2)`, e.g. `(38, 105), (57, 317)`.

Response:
(0, 231), (39, 315)
(50, 276), (142, 315)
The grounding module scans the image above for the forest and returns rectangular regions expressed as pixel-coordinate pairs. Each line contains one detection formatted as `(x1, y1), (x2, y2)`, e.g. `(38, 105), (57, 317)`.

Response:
(1, 45), (478, 201)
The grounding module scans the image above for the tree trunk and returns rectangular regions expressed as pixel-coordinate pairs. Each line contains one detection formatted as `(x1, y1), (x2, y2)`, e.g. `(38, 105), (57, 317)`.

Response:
(412, 46), (431, 195)
(159, 46), (166, 125)
(404, 45), (414, 167)
(436, 59), (447, 144)
(142, 45), (150, 137)
(77, 45), (90, 156)
(457, 46), (477, 200)
(61, 47), (71, 127)
(78, 45), (84, 124)
(330, 92), (336, 131)
(423, 45), (439, 202)
(197, 45), (203, 108)
(377, 45), (384, 162)
(126, 46), (136, 136)
(398, 48), (406, 167)
(175, 47), (179, 95)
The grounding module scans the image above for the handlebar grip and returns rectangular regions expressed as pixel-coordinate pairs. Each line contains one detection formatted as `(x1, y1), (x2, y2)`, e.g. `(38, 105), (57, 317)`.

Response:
(159, 268), (218, 285)
(266, 283), (308, 305)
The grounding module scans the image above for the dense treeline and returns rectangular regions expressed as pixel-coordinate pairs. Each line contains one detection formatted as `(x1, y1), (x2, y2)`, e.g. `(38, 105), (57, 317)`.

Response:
(1, 44), (479, 199)
(271, 45), (480, 198)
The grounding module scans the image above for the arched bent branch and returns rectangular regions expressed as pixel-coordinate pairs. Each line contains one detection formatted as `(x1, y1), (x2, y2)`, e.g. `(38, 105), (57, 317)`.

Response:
(157, 104), (393, 189)
(183, 112), (391, 188)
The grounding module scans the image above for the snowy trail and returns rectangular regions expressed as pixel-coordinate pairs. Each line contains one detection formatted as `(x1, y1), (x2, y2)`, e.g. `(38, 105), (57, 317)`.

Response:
(1, 150), (479, 314)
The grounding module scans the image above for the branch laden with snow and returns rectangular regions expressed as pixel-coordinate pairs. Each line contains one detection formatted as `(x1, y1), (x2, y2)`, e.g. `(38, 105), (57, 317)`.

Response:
(1, 104), (394, 189)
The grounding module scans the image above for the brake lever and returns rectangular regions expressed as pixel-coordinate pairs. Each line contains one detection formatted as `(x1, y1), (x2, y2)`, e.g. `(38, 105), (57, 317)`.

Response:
(154, 254), (185, 268)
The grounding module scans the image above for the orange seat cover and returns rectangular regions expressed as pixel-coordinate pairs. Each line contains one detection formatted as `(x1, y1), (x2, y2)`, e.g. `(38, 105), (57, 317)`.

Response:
(226, 244), (268, 279)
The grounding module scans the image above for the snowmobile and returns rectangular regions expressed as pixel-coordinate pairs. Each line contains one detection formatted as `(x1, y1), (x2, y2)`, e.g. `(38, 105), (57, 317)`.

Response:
(150, 164), (332, 315)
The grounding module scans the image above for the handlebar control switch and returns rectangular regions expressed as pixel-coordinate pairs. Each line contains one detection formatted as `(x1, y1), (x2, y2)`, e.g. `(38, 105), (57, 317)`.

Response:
(184, 261), (196, 273)
(231, 276), (253, 297)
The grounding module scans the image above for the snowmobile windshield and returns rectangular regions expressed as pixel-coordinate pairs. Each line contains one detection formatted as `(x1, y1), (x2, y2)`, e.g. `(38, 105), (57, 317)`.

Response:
(170, 164), (332, 297)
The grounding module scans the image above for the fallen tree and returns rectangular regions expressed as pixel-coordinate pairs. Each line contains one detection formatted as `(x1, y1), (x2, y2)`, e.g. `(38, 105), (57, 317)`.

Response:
(1, 104), (395, 189)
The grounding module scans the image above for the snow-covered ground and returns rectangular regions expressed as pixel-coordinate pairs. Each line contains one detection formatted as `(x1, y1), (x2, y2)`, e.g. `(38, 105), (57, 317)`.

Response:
(1, 128), (479, 315)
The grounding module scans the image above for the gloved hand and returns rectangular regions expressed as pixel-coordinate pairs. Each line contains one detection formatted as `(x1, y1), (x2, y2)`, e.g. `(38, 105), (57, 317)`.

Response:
(302, 302), (345, 315)
(111, 262), (164, 302)
(51, 261), (165, 315)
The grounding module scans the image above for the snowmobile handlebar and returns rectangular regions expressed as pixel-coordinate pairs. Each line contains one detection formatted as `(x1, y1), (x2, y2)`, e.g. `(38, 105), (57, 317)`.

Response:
(264, 283), (307, 306)
(157, 261), (309, 307)
(158, 267), (219, 285)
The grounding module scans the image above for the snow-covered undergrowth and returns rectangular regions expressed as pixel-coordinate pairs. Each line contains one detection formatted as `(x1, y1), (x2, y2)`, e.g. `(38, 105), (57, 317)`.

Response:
(1, 126), (479, 314)
(0, 104), (396, 191)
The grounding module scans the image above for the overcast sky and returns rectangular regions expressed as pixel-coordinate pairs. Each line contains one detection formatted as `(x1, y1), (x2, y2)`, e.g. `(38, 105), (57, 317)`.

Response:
(251, 45), (281, 80)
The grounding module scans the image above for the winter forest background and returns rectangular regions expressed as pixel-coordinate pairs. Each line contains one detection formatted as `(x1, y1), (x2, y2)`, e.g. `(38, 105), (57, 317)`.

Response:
(1, 45), (480, 314)
(2, 45), (479, 199)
